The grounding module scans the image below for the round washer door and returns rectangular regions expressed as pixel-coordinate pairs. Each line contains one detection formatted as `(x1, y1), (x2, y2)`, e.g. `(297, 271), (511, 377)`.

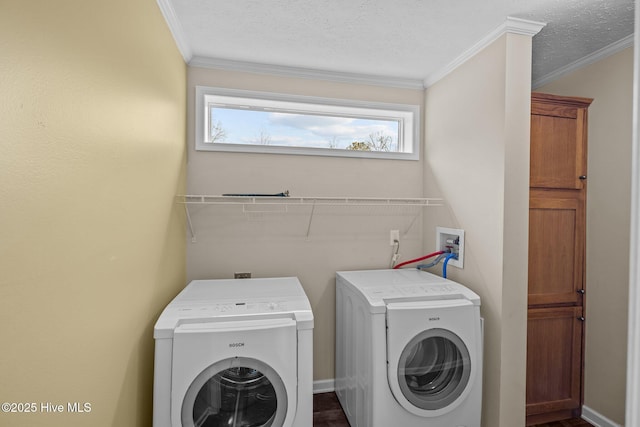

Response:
(181, 357), (287, 427)
(396, 328), (471, 412)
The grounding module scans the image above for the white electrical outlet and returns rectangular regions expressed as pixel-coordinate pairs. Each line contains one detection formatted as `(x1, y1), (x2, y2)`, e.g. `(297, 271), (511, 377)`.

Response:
(390, 229), (400, 246)
(436, 227), (464, 268)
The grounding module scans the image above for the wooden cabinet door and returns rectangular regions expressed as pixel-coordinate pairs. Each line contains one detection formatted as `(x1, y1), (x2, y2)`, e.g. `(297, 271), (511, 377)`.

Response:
(528, 191), (585, 306)
(526, 306), (584, 424)
(530, 93), (591, 190)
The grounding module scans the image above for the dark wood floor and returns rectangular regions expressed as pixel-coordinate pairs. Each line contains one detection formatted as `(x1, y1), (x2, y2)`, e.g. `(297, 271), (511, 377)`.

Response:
(313, 392), (350, 427)
(531, 419), (593, 427)
(533, 418), (593, 427)
(312, 392), (594, 427)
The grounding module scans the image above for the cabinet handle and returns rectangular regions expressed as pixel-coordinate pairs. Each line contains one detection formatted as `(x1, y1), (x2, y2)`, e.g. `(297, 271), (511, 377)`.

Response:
(579, 175), (587, 180)
(577, 316), (585, 321)
(577, 289), (585, 294)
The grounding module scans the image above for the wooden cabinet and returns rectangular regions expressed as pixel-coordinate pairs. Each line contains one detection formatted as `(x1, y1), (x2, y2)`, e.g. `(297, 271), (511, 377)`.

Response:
(526, 93), (592, 426)
(530, 98), (588, 189)
(526, 307), (584, 418)
(528, 192), (585, 307)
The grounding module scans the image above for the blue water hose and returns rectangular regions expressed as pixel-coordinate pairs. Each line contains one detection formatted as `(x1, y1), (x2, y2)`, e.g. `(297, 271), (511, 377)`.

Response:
(442, 253), (458, 278)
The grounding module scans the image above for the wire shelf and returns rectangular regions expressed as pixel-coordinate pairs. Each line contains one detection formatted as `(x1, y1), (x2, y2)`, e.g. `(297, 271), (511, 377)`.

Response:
(176, 194), (445, 241)
(178, 195), (444, 207)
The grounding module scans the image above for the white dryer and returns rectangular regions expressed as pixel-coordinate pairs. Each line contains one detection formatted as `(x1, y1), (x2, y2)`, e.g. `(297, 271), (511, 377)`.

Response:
(336, 269), (482, 427)
(153, 277), (314, 427)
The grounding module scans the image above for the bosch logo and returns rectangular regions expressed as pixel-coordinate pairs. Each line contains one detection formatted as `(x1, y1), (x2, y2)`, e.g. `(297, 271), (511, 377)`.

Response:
(428, 317), (440, 321)
(229, 342), (245, 348)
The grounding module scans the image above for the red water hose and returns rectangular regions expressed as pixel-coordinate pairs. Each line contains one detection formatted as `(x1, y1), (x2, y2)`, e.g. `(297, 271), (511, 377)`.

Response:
(393, 251), (445, 269)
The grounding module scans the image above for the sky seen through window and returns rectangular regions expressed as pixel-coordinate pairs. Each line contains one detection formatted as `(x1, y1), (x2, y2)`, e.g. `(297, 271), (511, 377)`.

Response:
(209, 106), (400, 151)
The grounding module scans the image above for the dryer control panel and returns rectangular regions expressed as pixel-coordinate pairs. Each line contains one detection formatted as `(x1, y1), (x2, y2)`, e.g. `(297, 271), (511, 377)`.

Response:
(211, 301), (288, 313)
(174, 300), (288, 315)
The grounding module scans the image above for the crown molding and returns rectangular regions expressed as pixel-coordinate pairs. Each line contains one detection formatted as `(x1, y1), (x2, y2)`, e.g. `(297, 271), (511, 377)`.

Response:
(424, 16), (546, 88)
(156, 0), (192, 62)
(503, 16), (548, 37)
(532, 34), (634, 89)
(188, 56), (426, 90)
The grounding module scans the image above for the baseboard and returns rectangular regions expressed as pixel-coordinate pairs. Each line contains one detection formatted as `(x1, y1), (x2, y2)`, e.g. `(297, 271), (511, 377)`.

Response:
(582, 405), (623, 427)
(313, 379), (335, 394)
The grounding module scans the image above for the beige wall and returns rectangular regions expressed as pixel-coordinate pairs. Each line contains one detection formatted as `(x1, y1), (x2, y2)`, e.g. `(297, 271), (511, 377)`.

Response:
(424, 33), (532, 427)
(0, 1), (186, 426)
(186, 67), (426, 381)
(539, 47), (633, 425)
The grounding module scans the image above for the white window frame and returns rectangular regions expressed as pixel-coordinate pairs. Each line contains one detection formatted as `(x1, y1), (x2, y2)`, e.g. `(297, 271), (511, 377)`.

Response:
(195, 86), (420, 160)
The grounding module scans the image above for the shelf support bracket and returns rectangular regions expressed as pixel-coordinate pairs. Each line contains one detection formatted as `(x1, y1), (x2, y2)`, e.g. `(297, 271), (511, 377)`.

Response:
(305, 200), (316, 239)
(403, 210), (422, 236)
(184, 204), (196, 243)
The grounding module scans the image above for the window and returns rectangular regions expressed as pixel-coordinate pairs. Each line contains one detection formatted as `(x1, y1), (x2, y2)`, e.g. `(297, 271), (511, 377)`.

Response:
(195, 86), (420, 160)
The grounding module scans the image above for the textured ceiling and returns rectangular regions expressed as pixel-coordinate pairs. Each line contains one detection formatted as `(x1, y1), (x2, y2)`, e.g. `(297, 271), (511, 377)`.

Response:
(516, 0), (635, 83)
(165, 0), (634, 86)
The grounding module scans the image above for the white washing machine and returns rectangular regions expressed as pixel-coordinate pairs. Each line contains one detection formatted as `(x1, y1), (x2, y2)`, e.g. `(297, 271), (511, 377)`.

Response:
(336, 269), (482, 427)
(153, 277), (314, 427)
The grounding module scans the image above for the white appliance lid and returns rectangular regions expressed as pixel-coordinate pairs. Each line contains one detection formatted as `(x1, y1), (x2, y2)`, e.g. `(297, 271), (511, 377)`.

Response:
(154, 277), (313, 338)
(336, 269), (481, 314)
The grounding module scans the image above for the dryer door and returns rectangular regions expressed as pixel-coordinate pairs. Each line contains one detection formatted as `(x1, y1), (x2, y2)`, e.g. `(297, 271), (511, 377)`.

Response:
(171, 318), (297, 427)
(396, 328), (471, 409)
(386, 300), (479, 417)
(182, 356), (287, 427)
